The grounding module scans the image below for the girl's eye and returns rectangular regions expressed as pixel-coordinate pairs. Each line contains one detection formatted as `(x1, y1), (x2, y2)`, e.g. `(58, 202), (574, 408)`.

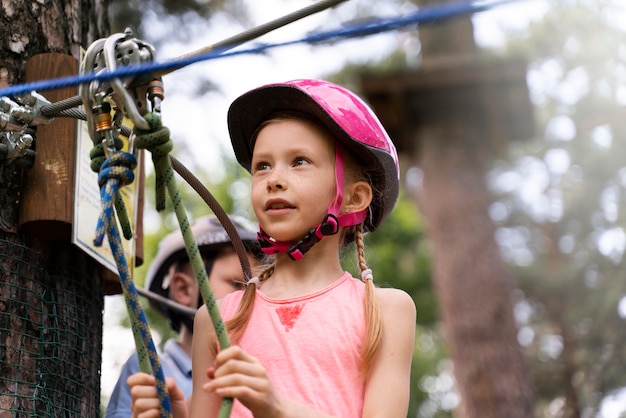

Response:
(293, 157), (309, 166)
(253, 162), (270, 172)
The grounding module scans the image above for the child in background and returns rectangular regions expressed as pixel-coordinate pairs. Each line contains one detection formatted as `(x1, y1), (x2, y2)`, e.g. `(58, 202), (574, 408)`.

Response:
(106, 215), (259, 417)
(129, 79), (416, 418)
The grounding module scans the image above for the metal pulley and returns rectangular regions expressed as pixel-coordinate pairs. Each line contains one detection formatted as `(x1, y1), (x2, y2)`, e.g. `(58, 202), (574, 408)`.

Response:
(79, 28), (164, 147)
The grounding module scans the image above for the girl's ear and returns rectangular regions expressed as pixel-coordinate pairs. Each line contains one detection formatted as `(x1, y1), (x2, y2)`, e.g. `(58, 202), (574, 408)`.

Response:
(344, 181), (373, 214)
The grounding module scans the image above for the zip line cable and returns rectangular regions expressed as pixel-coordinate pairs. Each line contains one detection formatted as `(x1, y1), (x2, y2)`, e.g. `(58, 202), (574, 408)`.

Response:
(157, 0), (349, 78)
(2, 0), (524, 99)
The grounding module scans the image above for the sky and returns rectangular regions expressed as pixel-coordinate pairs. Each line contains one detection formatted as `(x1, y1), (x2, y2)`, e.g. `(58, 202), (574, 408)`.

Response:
(100, 1), (626, 417)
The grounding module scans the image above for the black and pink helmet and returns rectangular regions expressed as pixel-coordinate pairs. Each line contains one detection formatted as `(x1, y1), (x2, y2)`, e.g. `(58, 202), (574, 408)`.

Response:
(227, 79), (399, 258)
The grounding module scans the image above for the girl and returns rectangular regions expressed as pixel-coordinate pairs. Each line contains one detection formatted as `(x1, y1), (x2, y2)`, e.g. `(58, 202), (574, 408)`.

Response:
(129, 79), (416, 418)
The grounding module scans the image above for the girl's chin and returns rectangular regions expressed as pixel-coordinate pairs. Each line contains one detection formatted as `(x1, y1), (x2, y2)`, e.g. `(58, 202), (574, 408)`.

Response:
(262, 227), (308, 243)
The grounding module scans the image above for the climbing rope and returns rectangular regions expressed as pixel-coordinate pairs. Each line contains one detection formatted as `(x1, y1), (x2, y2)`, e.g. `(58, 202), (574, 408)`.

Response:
(88, 112), (239, 416)
(90, 140), (134, 241)
(133, 113), (235, 417)
(91, 148), (173, 417)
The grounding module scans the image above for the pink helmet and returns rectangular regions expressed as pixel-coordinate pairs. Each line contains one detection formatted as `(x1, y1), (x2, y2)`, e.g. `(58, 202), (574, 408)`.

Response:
(227, 79), (399, 232)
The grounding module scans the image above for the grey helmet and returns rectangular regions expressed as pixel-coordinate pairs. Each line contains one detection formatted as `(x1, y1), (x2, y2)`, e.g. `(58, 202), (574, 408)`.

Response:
(145, 215), (259, 320)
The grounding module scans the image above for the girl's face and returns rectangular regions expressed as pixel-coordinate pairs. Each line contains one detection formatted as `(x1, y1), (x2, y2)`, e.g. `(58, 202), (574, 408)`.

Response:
(250, 118), (337, 243)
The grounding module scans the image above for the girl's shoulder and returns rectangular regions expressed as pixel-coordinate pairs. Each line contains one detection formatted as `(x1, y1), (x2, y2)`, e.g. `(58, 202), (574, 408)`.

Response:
(375, 286), (416, 321)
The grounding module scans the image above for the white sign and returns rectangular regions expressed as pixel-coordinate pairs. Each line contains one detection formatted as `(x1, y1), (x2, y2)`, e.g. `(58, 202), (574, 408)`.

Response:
(72, 118), (139, 275)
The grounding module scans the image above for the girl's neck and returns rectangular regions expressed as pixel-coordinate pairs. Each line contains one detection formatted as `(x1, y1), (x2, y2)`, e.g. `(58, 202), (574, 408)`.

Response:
(260, 238), (344, 299)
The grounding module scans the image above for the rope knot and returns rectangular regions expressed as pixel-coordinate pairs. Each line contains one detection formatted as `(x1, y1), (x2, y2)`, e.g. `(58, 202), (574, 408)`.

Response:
(93, 151), (137, 246)
(133, 112), (172, 157)
(97, 152), (137, 188)
(132, 112), (173, 211)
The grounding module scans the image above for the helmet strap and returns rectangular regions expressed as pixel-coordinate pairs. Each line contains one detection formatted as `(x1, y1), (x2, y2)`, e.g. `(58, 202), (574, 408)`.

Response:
(257, 145), (367, 260)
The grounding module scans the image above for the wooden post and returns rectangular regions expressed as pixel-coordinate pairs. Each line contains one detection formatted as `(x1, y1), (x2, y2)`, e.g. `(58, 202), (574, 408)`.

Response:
(17, 52), (144, 294)
(18, 53), (77, 241)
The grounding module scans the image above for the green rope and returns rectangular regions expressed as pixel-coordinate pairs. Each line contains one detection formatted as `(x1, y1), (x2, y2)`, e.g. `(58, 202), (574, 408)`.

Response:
(134, 112), (233, 418)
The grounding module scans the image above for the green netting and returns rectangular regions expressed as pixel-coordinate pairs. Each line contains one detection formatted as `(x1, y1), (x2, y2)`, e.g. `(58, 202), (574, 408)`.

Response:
(0, 232), (104, 417)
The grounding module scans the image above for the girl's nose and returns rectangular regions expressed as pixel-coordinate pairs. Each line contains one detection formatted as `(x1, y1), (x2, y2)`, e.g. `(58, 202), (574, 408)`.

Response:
(267, 178), (285, 191)
(267, 170), (286, 191)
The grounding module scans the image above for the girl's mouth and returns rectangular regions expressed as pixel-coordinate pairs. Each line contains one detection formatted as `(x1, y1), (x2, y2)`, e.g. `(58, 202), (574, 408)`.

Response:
(265, 200), (295, 211)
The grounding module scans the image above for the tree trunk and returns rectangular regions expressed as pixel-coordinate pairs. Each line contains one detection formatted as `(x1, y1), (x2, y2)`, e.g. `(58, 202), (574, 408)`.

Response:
(0, 1), (109, 416)
(416, 122), (535, 418)
(414, 1), (536, 416)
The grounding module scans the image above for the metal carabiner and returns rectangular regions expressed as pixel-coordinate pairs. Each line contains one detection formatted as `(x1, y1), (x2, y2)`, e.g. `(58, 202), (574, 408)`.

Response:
(102, 30), (150, 131)
(80, 29), (162, 148)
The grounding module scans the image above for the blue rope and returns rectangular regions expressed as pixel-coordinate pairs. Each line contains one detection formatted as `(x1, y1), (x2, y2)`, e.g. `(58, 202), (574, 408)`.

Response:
(95, 151), (173, 417)
(0, 0), (524, 98)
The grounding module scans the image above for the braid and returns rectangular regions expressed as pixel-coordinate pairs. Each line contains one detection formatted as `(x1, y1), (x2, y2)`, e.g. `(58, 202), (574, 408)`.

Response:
(225, 262), (275, 343)
(355, 224), (383, 377)
(258, 264), (275, 282)
(355, 224), (368, 272)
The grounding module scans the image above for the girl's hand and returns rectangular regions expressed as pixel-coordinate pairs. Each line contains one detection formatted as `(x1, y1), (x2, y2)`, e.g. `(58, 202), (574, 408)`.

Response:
(128, 372), (188, 418)
(203, 346), (283, 418)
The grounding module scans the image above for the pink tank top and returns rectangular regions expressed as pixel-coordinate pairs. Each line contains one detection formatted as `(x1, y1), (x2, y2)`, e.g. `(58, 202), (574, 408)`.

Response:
(220, 272), (366, 417)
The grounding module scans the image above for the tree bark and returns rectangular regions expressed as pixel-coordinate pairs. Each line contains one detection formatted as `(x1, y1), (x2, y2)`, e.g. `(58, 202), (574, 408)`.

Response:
(416, 122), (536, 418)
(0, 0), (109, 416)
(413, 1), (536, 416)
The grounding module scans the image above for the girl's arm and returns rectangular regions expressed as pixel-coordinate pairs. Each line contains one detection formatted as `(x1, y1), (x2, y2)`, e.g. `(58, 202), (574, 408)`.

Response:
(189, 304), (222, 418)
(363, 287), (416, 418)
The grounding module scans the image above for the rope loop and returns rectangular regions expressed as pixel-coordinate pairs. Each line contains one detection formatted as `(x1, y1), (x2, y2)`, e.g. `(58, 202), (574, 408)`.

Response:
(98, 152), (137, 187)
(133, 113), (173, 211)
(97, 151), (137, 188)
(93, 151), (137, 246)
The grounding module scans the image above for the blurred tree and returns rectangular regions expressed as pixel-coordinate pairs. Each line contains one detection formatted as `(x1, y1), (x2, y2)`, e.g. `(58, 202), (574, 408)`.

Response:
(487, 1), (626, 416)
